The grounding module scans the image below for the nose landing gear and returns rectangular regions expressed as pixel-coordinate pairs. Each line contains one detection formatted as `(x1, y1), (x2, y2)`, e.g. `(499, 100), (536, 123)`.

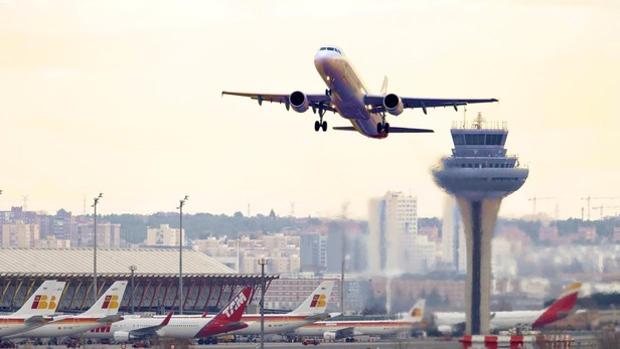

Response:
(376, 114), (390, 135)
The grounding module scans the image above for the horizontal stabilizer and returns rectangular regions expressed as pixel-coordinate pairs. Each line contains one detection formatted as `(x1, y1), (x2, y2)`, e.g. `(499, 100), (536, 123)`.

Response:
(332, 126), (433, 133)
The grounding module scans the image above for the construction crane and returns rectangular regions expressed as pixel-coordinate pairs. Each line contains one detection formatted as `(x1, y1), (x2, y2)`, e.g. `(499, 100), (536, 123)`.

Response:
(528, 197), (556, 216)
(580, 196), (620, 221)
(592, 205), (620, 219)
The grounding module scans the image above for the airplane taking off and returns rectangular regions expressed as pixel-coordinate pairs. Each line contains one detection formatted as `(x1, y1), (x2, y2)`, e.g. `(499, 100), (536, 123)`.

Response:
(222, 47), (498, 139)
(433, 283), (582, 335)
(293, 299), (425, 340)
(8, 281), (128, 340)
(0, 280), (65, 338)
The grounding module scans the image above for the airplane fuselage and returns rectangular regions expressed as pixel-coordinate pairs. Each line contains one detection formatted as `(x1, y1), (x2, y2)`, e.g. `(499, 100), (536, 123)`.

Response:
(435, 310), (544, 332)
(87, 313), (314, 340)
(10, 317), (111, 339)
(313, 49), (385, 138)
(86, 316), (208, 340)
(294, 319), (415, 337)
(0, 318), (50, 338)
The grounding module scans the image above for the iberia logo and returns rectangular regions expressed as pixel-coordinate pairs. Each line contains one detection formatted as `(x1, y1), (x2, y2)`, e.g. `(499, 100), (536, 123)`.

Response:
(31, 295), (47, 309)
(101, 295), (120, 309)
(310, 294), (326, 308)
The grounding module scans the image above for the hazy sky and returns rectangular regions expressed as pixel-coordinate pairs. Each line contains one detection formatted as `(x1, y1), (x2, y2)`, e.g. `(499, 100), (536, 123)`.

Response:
(0, 0), (618, 219)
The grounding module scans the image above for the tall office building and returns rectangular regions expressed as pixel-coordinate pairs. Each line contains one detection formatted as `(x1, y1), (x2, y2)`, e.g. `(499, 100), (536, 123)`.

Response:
(433, 115), (528, 335)
(441, 197), (466, 273)
(144, 224), (184, 247)
(1, 221), (40, 248)
(368, 191), (418, 274)
(300, 233), (327, 273)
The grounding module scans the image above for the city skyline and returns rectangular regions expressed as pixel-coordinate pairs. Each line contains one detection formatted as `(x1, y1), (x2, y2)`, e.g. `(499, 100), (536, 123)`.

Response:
(1, 1), (618, 219)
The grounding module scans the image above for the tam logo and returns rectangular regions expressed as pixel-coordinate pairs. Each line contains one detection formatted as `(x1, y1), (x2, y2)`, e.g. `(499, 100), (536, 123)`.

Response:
(101, 295), (120, 309)
(310, 294), (326, 308)
(222, 292), (248, 318)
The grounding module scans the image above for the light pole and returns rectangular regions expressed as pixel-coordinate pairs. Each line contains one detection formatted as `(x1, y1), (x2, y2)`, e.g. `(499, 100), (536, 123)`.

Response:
(91, 193), (103, 300)
(257, 258), (267, 349)
(177, 195), (189, 315)
(129, 265), (137, 314)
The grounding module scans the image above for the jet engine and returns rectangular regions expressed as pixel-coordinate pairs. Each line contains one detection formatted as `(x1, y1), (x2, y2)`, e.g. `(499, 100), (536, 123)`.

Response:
(383, 93), (404, 116)
(323, 331), (337, 341)
(289, 91), (309, 113)
(437, 325), (453, 336)
(113, 331), (131, 342)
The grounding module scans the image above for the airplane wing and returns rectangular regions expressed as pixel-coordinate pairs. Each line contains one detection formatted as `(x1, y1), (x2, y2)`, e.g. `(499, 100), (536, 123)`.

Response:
(332, 126), (433, 133)
(221, 91), (336, 113)
(363, 95), (498, 115)
(325, 327), (356, 340)
(129, 312), (174, 339)
(24, 315), (52, 326)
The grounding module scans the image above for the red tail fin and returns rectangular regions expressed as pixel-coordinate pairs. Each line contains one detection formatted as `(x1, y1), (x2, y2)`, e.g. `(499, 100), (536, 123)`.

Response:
(196, 287), (251, 337)
(532, 283), (581, 328)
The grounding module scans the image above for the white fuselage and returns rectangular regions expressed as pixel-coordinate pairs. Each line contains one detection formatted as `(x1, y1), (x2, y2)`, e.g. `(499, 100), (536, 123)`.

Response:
(313, 50), (384, 138)
(0, 317), (50, 338)
(86, 315), (209, 340)
(10, 316), (109, 339)
(435, 310), (543, 332)
(294, 319), (415, 337)
(87, 313), (314, 340)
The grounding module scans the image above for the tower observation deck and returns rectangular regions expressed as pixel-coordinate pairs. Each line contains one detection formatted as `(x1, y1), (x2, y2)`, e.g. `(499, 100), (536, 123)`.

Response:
(432, 114), (528, 335)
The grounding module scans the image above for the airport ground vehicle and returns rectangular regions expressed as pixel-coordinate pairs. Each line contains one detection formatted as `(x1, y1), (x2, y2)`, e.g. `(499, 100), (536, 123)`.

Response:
(302, 338), (320, 345)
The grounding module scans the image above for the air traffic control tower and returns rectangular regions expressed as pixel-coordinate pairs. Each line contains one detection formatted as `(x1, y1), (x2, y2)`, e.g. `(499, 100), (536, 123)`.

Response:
(432, 114), (528, 335)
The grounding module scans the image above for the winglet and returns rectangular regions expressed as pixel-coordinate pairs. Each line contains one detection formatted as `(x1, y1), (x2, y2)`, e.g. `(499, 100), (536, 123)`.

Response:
(160, 311), (174, 326)
(380, 76), (388, 95)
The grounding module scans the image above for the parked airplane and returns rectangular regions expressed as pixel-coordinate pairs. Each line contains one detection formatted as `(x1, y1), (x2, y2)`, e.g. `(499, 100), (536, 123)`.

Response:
(433, 282), (582, 335)
(293, 299), (425, 340)
(8, 281), (128, 340)
(222, 46), (497, 139)
(0, 280), (65, 338)
(218, 280), (335, 336)
(86, 287), (252, 342)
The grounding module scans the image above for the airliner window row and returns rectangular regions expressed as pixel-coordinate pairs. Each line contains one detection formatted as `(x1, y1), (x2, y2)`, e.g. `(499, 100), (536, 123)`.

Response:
(456, 163), (514, 168)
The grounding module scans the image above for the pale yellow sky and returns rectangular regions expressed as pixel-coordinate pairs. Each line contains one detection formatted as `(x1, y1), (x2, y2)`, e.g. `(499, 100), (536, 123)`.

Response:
(0, 0), (618, 219)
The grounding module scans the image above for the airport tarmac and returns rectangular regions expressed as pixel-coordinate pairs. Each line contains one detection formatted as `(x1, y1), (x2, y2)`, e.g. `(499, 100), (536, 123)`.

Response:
(19, 342), (461, 349)
(191, 341), (461, 349)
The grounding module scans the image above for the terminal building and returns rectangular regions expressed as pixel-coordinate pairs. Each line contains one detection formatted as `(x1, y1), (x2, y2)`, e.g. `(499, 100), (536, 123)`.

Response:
(0, 248), (277, 313)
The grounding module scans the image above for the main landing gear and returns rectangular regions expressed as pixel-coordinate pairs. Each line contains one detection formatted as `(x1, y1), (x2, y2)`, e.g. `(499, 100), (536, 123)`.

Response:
(314, 120), (327, 132)
(314, 102), (327, 132)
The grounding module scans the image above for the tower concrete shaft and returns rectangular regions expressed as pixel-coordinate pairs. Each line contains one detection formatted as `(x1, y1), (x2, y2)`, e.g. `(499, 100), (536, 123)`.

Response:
(457, 197), (500, 335)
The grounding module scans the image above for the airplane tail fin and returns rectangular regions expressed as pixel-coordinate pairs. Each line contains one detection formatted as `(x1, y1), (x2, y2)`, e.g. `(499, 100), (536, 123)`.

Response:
(80, 281), (128, 318)
(14, 280), (66, 317)
(196, 287), (251, 337)
(405, 299), (425, 321)
(380, 76), (388, 95)
(532, 282), (582, 328)
(290, 280), (335, 315)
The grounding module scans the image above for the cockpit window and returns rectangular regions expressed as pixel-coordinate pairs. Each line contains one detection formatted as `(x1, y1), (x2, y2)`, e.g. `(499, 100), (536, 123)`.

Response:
(319, 47), (342, 54)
